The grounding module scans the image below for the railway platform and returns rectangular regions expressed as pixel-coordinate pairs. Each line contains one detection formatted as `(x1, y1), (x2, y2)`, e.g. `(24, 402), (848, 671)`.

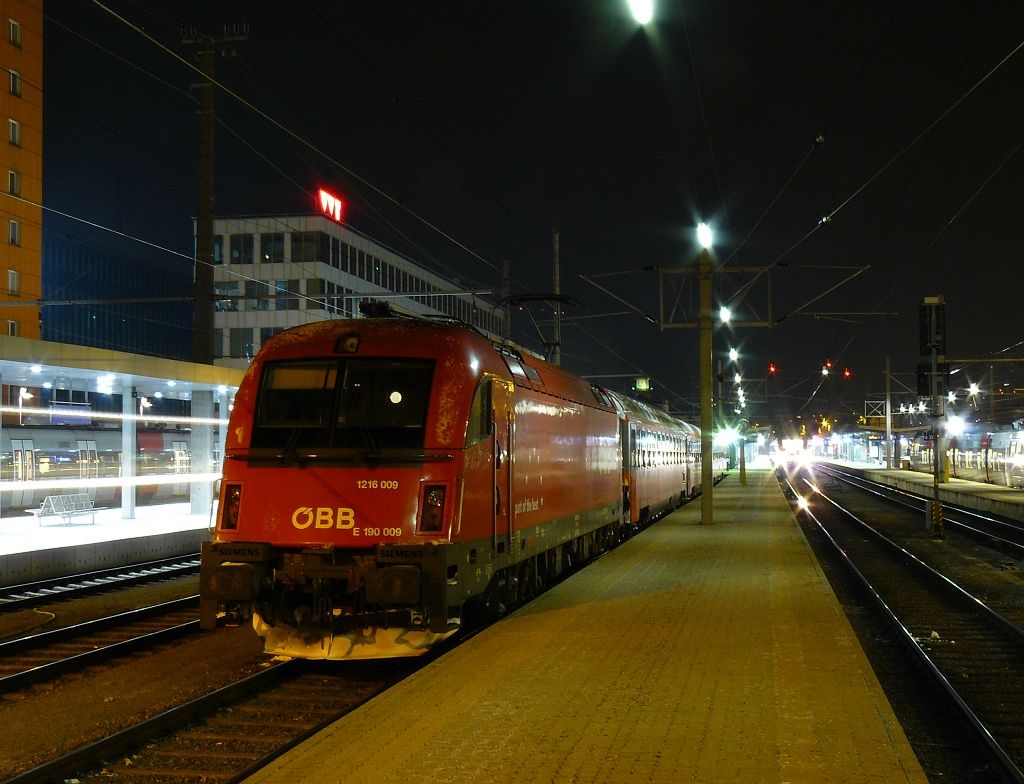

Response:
(0, 503), (211, 586)
(244, 469), (928, 784)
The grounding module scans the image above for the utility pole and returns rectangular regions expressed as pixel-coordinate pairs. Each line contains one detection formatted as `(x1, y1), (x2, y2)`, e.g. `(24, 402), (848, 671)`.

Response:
(920, 296), (946, 539)
(551, 224), (561, 366)
(182, 24), (247, 365)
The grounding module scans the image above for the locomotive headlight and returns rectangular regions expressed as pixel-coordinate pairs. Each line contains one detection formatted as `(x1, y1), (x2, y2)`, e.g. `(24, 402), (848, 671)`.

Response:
(221, 483), (242, 530)
(419, 484), (447, 533)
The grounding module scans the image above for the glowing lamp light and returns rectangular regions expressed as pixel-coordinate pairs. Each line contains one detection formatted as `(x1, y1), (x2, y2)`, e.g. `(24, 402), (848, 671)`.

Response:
(728, 348), (738, 362)
(628, 0), (653, 25)
(947, 415), (966, 437)
(714, 427), (738, 447)
(696, 222), (713, 249)
(969, 383), (980, 396)
(948, 390), (956, 404)
(719, 306), (732, 323)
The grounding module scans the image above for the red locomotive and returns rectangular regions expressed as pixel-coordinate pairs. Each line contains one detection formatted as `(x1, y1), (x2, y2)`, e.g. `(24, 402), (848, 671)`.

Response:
(200, 312), (722, 659)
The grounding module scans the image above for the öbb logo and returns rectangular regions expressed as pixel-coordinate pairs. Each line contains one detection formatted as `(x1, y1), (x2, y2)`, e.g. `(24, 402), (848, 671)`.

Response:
(292, 507), (355, 530)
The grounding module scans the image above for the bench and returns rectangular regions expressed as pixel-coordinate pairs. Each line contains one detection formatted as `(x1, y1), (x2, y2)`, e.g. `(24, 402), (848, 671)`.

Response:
(26, 493), (102, 526)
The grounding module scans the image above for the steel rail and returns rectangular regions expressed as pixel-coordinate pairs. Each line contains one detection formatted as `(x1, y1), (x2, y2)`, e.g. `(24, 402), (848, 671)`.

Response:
(0, 554), (200, 610)
(4, 659), (301, 784)
(0, 596), (200, 692)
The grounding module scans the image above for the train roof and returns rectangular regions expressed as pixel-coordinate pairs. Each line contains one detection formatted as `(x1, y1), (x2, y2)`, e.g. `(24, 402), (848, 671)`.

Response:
(257, 315), (617, 412)
(604, 388), (699, 435)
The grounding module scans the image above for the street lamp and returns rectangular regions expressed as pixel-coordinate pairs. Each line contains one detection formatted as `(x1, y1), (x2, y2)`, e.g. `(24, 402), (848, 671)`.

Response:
(697, 222), (715, 525)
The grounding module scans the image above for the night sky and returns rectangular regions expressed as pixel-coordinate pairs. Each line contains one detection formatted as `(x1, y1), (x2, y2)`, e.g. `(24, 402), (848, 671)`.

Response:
(43, 1), (1024, 425)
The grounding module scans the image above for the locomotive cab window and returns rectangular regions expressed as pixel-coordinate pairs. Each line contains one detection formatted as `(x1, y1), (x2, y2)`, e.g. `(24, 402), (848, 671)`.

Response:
(252, 358), (433, 452)
(255, 361), (338, 437)
(335, 359), (433, 449)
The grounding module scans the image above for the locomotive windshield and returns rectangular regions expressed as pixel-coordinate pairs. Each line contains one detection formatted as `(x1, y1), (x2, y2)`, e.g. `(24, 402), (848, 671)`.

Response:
(253, 358), (434, 453)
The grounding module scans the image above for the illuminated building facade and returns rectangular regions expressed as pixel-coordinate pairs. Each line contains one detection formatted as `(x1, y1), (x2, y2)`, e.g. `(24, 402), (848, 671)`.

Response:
(210, 205), (503, 368)
(0, 0), (42, 340)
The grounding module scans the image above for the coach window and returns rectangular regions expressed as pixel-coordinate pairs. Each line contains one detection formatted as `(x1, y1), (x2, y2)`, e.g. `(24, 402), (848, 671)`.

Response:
(465, 380), (493, 447)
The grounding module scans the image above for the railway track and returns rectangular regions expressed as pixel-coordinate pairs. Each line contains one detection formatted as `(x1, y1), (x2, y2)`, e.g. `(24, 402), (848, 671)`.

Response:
(817, 464), (1024, 558)
(6, 657), (417, 784)
(782, 469), (1024, 783)
(0, 596), (200, 693)
(0, 555), (201, 611)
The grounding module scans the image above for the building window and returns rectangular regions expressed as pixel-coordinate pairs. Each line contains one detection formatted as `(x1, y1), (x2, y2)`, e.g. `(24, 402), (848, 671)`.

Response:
(290, 231), (318, 264)
(213, 328), (223, 358)
(214, 281), (239, 311)
(229, 233), (253, 265)
(8, 118), (20, 146)
(8, 69), (20, 97)
(274, 279), (300, 311)
(245, 279), (270, 310)
(260, 326), (282, 346)
(7, 268), (18, 294)
(8, 19), (21, 47)
(8, 219), (19, 245)
(305, 278), (327, 310)
(8, 169), (20, 196)
(7, 319), (18, 336)
(212, 235), (224, 264)
(229, 327), (254, 359)
(259, 232), (284, 263)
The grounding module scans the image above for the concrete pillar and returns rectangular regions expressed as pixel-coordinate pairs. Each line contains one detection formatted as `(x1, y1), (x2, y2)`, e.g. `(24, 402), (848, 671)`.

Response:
(191, 389), (215, 515)
(121, 376), (136, 519)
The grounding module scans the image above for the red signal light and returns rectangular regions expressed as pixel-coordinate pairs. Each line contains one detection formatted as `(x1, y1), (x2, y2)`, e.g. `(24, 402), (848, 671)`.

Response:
(843, 367), (852, 379)
(825, 358), (833, 370)
(768, 362), (777, 376)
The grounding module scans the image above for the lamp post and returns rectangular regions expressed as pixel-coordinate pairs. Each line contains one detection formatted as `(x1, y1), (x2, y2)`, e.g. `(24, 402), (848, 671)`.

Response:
(697, 222), (714, 525)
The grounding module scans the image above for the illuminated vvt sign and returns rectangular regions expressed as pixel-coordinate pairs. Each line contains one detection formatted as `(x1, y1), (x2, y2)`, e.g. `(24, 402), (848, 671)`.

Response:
(318, 188), (345, 223)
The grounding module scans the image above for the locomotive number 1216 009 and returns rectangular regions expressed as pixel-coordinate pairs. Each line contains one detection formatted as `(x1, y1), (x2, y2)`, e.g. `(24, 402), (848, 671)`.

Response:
(356, 479), (399, 489)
